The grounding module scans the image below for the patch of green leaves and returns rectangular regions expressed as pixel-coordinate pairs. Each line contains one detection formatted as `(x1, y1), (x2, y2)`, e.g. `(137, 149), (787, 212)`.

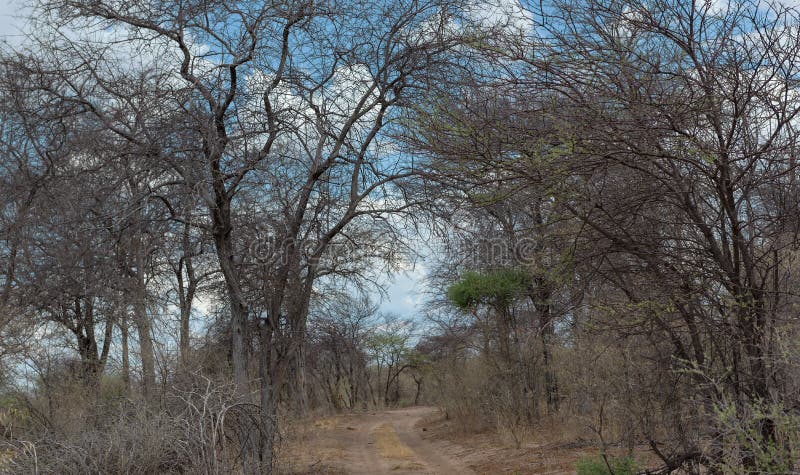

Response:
(575, 455), (638, 475)
(447, 268), (530, 310)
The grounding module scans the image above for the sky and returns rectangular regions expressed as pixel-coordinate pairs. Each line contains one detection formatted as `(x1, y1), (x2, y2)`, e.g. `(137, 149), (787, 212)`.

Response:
(7, 0), (800, 324)
(376, 264), (427, 317)
(0, 0), (24, 43)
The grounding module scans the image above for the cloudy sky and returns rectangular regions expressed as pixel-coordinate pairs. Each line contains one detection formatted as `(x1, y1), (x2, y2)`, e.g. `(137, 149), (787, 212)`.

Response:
(0, 0), (24, 42)
(376, 265), (427, 317)
(7, 0), (798, 321)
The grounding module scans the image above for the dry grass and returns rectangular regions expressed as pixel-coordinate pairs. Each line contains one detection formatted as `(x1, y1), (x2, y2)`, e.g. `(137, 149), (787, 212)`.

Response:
(422, 413), (661, 475)
(0, 448), (15, 473)
(373, 423), (416, 460)
(313, 417), (339, 431)
(278, 415), (347, 474)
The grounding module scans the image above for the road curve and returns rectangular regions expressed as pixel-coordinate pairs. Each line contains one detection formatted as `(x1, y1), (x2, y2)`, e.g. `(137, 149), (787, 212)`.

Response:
(300, 406), (474, 475)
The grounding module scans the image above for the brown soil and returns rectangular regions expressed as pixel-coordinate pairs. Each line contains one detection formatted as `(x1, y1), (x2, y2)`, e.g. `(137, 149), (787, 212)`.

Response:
(415, 412), (598, 474)
(280, 406), (475, 474)
(280, 406), (642, 474)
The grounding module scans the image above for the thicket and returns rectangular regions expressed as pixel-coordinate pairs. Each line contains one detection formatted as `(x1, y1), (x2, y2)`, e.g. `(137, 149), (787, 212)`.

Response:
(2, 0), (800, 473)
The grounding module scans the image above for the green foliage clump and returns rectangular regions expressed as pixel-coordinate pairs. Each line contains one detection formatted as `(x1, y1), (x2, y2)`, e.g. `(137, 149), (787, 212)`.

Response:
(367, 331), (408, 351)
(575, 455), (637, 475)
(446, 269), (530, 310)
(712, 399), (800, 474)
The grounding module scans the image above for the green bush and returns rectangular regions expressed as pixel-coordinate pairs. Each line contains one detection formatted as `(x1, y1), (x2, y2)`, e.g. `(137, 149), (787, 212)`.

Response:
(712, 399), (800, 474)
(576, 454), (637, 475)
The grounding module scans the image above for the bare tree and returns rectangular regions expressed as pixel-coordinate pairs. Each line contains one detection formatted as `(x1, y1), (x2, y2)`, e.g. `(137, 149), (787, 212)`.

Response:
(10, 0), (470, 470)
(411, 0), (800, 471)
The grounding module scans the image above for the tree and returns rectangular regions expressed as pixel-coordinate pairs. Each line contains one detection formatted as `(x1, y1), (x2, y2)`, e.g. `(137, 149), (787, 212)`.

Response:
(305, 294), (377, 410)
(367, 316), (415, 407)
(447, 269), (537, 419)
(15, 0), (470, 470)
(530, 1), (800, 468)
(411, 0), (800, 470)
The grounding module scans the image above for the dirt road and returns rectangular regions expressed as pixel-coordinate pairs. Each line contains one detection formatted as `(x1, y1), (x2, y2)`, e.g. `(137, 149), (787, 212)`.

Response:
(287, 406), (475, 474)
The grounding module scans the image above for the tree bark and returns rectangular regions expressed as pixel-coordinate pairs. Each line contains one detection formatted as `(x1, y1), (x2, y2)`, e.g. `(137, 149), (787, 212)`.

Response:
(210, 193), (250, 393)
(177, 253), (197, 371)
(133, 296), (155, 399)
(258, 318), (276, 474)
(533, 282), (559, 414)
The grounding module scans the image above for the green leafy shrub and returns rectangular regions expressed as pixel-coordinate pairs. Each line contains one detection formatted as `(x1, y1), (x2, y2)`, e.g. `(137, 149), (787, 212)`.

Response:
(576, 454), (637, 475)
(712, 399), (800, 474)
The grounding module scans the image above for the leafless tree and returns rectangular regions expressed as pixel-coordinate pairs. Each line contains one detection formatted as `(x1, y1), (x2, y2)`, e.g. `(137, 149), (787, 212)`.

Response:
(411, 0), (800, 471)
(6, 0), (472, 470)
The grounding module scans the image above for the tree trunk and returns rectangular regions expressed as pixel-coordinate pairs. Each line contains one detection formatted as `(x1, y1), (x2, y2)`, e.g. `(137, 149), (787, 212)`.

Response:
(286, 300), (311, 415)
(539, 300), (558, 414)
(258, 318), (276, 474)
(210, 203), (249, 392)
(121, 311), (130, 392)
(177, 262), (197, 372)
(133, 297), (155, 399)
(510, 319), (533, 422)
(179, 291), (191, 370)
(207, 170), (259, 472)
(73, 298), (101, 389)
(178, 220), (198, 371)
(295, 342), (309, 414)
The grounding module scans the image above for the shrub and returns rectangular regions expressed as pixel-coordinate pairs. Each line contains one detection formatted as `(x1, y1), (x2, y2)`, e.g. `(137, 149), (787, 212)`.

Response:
(2, 374), (250, 474)
(711, 399), (800, 474)
(576, 454), (637, 475)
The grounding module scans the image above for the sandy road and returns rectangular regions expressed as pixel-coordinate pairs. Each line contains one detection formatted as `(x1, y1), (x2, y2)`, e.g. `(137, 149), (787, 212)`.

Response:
(295, 406), (474, 475)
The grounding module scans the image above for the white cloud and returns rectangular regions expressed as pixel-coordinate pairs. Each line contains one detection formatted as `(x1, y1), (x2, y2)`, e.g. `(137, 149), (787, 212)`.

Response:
(710, 0), (800, 13)
(0, 0), (27, 45)
(378, 262), (427, 317)
(464, 0), (533, 36)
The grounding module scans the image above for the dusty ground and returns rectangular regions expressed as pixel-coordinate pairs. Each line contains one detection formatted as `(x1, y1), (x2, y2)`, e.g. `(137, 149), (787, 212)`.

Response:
(280, 406), (606, 474)
(414, 413), (601, 474)
(281, 406), (473, 474)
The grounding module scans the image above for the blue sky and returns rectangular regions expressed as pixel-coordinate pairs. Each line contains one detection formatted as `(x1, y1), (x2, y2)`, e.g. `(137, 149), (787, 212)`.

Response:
(376, 264), (427, 317)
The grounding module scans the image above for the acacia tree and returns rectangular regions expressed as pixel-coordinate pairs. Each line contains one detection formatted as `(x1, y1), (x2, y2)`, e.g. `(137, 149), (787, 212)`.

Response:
(366, 316), (416, 407)
(409, 89), (575, 415)
(0, 56), (134, 392)
(19, 207), (116, 390)
(447, 269), (537, 420)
